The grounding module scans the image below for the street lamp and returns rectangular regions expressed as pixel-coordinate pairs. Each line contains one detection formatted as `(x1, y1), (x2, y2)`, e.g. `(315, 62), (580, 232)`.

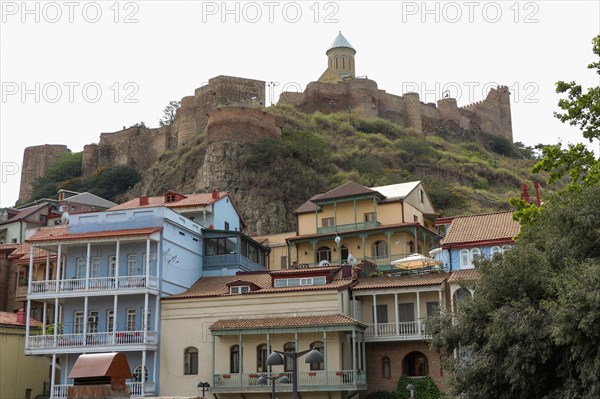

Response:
(257, 374), (291, 399)
(266, 349), (324, 399)
(406, 383), (415, 398)
(197, 381), (210, 399)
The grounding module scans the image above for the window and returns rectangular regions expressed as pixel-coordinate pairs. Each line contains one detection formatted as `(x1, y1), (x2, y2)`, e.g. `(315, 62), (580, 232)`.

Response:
(316, 246), (331, 263)
(364, 212), (375, 222)
(322, 217), (334, 227)
(88, 311), (98, 334)
(373, 304), (388, 323)
(126, 309), (136, 331)
(398, 303), (415, 323)
(206, 237), (238, 256)
(460, 249), (470, 268)
(141, 307), (151, 330)
(280, 256), (287, 269)
(284, 342), (295, 372)
(184, 347), (198, 375)
(257, 344), (268, 372)
(109, 256), (117, 277)
(224, 221), (230, 231)
(491, 246), (502, 257)
(414, 215), (419, 223)
(309, 341), (324, 370)
(403, 352), (428, 377)
(107, 310), (114, 332)
(419, 189), (424, 203)
(165, 194), (176, 203)
(73, 311), (84, 334)
(341, 244), (349, 263)
(90, 257), (100, 278)
(142, 253), (155, 274)
(471, 248), (481, 263)
(230, 345), (240, 373)
(127, 255), (140, 276)
(76, 258), (86, 279)
(426, 301), (439, 317)
(382, 356), (391, 378)
(274, 276), (327, 288)
(133, 365), (148, 382)
(371, 240), (388, 258)
(230, 286), (250, 294)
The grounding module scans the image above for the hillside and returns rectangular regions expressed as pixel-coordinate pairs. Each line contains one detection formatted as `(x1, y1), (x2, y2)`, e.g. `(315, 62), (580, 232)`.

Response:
(123, 104), (544, 232)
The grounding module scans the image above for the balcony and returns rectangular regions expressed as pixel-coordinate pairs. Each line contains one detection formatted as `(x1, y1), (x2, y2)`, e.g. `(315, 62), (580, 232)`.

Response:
(28, 275), (159, 297)
(364, 321), (429, 342)
(27, 330), (158, 353)
(212, 370), (366, 393)
(51, 382), (153, 398)
(317, 220), (380, 235)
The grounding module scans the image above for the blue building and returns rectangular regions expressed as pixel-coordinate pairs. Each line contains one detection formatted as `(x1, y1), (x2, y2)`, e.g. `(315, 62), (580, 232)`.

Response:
(23, 191), (268, 398)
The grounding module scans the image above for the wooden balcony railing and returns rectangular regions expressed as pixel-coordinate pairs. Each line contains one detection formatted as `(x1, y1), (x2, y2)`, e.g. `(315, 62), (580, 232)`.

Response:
(28, 330), (158, 350)
(213, 370), (365, 390)
(29, 276), (158, 295)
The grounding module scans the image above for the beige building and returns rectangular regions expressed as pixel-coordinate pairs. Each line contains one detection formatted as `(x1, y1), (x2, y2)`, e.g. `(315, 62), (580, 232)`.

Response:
(160, 267), (366, 398)
(287, 181), (439, 271)
(0, 310), (51, 399)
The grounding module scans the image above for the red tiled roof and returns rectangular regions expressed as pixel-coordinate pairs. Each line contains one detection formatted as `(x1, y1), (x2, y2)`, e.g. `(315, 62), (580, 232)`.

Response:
(441, 211), (519, 246)
(353, 273), (448, 290)
(448, 269), (480, 283)
(7, 243), (56, 264)
(0, 311), (42, 327)
(0, 244), (18, 253)
(110, 192), (230, 210)
(27, 226), (162, 243)
(294, 194), (323, 214)
(210, 314), (364, 330)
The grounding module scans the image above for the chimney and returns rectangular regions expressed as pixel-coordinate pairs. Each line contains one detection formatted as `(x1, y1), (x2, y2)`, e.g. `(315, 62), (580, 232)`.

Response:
(16, 308), (26, 324)
(521, 184), (531, 203)
(534, 181), (541, 207)
(139, 195), (149, 206)
(212, 190), (219, 199)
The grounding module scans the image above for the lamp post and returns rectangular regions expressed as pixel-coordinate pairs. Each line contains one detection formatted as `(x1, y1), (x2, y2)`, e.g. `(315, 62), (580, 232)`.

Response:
(257, 374), (291, 399)
(266, 349), (324, 399)
(406, 383), (415, 398)
(197, 381), (210, 399)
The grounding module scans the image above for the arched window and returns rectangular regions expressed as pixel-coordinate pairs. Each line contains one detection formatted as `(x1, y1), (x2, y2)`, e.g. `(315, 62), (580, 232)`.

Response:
(371, 240), (388, 258)
(403, 351), (428, 377)
(309, 341), (324, 370)
(342, 57), (345, 69)
(491, 246), (502, 257)
(471, 248), (481, 263)
(184, 347), (198, 375)
(316, 246), (331, 263)
(230, 345), (240, 373)
(455, 288), (472, 307)
(349, 58), (353, 70)
(335, 57), (339, 69)
(284, 342), (295, 372)
(382, 356), (391, 378)
(257, 344), (268, 372)
(134, 365), (148, 381)
(460, 249), (470, 268)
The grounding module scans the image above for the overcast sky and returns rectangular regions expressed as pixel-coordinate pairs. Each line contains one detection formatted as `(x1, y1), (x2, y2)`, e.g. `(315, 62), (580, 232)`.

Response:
(1, 0), (598, 208)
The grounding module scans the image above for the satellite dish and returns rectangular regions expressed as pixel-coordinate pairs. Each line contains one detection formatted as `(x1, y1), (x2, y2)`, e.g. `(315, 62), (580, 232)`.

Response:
(334, 236), (341, 245)
(60, 212), (70, 225)
(319, 260), (330, 267)
(347, 253), (355, 265)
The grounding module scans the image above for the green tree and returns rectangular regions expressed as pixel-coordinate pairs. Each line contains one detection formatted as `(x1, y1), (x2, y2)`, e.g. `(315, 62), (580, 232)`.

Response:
(532, 35), (600, 188)
(427, 185), (600, 399)
(159, 100), (181, 127)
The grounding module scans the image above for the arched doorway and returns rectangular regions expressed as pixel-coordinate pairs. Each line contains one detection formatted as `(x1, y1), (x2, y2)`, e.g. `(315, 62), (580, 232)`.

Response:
(403, 351), (428, 376)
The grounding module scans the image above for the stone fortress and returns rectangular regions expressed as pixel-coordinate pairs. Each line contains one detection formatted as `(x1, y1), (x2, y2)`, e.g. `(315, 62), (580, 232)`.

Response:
(18, 32), (512, 205)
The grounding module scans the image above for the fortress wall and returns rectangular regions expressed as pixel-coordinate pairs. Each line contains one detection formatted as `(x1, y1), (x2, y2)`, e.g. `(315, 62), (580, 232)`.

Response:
(297, 81), (350, 114)
(437, 98), (460, 129)
(18, 144), (71, 203)
(378, 91), (405, 125)
(346, 79), (379, 119)
(461, 86), (512, 141)
(207, 107), (281, 144)
(403, 92), (423, 131)
(81, 144), (99, 176)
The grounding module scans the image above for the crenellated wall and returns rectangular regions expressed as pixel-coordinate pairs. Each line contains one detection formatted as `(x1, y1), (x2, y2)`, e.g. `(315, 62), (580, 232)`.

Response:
(279, 79), (513, 141)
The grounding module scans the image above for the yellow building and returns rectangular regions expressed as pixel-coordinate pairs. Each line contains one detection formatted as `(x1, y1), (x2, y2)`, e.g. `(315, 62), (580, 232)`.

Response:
(160, 267), (366, 399)
(287, 181), (439, 271)
(0, 310), (51, 399)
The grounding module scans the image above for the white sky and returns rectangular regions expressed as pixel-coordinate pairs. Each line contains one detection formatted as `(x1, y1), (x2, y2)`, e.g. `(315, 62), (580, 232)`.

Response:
(1, 0), (599, 208)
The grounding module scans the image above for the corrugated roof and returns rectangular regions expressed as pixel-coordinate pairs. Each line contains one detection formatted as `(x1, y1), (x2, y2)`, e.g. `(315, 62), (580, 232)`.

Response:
(211, 314), (363, 330)
(110, 192), (230, 211)
(448, 269), (479, 283)
(371, 181), (420, 201)
(314, 181), (381, 203)
(27, 226), (162, 243)
(441, 211), (519, 246)
(353, 273), (448, 290)
(63, 192), (116, 209)
(329, 32), (355, 51)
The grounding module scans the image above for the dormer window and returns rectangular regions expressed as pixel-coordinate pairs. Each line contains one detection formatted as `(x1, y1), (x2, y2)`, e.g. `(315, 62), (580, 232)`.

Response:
(230, 286), (250, 295)
(165, 194), (176, 203)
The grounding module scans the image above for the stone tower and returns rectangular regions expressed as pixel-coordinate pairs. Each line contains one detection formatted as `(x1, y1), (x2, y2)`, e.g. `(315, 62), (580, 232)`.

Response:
(318, 32), (356, 83)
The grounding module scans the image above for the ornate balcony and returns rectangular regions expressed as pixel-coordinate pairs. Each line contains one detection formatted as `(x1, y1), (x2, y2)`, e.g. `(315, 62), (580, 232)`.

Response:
(27, 330), (158, 353)
(317, 221), (380, 235)
(28, 275), (159, 297)
(212, 370), (366, 393)
(50, 382), (153, 398)
(364, 321), (429, 341)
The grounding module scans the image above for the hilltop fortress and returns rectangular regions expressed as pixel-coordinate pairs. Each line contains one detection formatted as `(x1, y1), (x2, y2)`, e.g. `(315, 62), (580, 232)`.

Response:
(18, 32), (512, 204)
